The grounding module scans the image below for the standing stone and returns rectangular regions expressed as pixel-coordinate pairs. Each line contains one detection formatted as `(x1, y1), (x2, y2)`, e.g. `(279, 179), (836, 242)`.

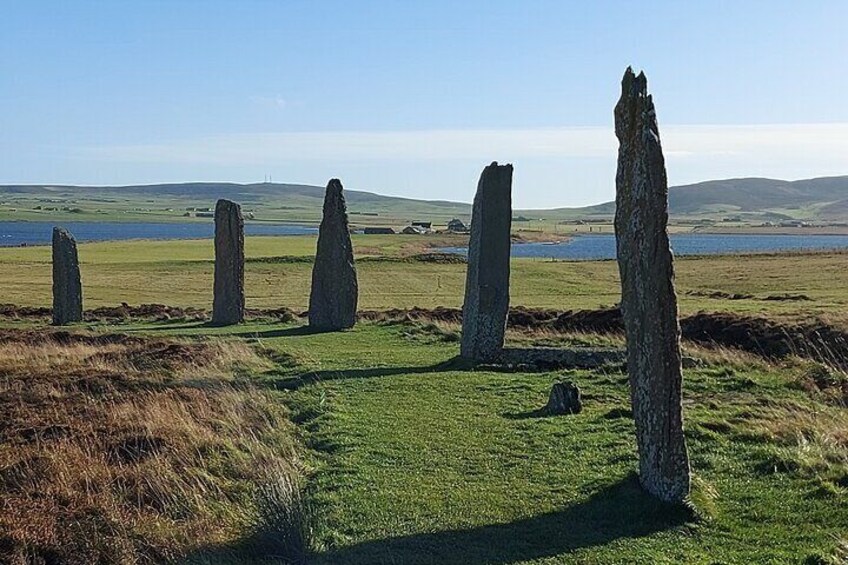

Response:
(52, 227), (82, 325)
(460, 162), (513, 361)
(613, 67), (691, 503)
(308, 179), (358, 331)
(212, 199), (245, 325)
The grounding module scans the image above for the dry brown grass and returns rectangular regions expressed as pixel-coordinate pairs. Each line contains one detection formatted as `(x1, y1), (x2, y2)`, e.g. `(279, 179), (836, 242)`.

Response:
(0, 330), (305, 564)
(680, 341), (770, 370)
(750, 399), (848, 486)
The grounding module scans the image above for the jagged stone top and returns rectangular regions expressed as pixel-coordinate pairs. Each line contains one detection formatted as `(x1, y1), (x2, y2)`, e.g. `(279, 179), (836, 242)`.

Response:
(483, 161), (513, 173)
(614, 67), (661, 148)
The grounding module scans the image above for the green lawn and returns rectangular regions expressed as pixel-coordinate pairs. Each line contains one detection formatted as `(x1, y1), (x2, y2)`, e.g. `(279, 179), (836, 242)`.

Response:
(0, 236), (846, 325)
(101, 318), (846, 564)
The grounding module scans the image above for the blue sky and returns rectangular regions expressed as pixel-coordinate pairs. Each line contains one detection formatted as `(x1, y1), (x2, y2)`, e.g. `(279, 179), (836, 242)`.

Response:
(1, 1), (847, 208)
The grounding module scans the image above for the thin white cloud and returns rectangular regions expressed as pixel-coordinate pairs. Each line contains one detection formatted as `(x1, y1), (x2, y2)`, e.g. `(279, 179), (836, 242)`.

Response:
(664, 124), (848, 160)
(78, 123), (848, 168)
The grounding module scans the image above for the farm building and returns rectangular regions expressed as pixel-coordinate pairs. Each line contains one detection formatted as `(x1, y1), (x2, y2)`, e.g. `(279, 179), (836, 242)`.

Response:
(447, 218), (468, 232)
(402, 225), (430, 235)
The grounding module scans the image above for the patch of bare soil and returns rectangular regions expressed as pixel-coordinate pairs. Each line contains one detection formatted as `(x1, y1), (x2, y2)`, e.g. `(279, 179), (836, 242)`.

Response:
(0, 303), (299, 323)
(0, 304), (51, 318)
(360, 306), (463, 324)
(681, 312), (848, 369)
(409, 252), (468, 264)
(685, 290), (754, 300)
(87, 303), (208, 321)
(684, 290), (811, 302)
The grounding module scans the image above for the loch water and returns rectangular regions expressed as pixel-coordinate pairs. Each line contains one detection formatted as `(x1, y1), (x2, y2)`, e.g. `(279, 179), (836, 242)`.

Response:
(441, 233), (848, 260)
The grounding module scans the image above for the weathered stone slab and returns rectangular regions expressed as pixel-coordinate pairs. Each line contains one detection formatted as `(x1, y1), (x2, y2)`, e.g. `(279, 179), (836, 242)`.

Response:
(212, 199), (245, 325)
(52, 227), (82, 325)
(308, 179), (358, 331)
(613, 67), (691, 503)
(460, 162), (513, 362)
(545, 381), (582, 415)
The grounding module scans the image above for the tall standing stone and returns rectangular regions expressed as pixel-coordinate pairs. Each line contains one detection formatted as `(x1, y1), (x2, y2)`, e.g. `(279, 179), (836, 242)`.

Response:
(614, 67), (691, 503)
(460, 162), (513, 361)
(52, 227), (82, 325)
(212, 199), (245, 325)
(308, 179), (358, 331)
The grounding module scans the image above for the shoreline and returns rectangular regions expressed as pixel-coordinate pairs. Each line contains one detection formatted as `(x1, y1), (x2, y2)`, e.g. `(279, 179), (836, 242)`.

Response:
(2, 222), (848, 253)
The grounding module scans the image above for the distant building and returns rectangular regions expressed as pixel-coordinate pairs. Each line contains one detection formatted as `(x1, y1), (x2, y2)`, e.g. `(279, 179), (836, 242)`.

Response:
(402, 225), (430, 235)
(364, 227), (395, 235)
(411, 221), (432, 229)
(447, 218), (468, 232)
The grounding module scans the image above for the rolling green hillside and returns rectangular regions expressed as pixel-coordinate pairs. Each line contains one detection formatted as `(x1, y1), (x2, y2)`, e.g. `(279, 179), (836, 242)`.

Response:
(554, 175), (848, 222)
(0, 175), (846, 226)
(0, 182), (472, 225)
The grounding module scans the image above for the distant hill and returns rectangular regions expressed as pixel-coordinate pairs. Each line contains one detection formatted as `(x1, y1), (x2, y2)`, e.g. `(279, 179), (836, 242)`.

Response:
(0, 175), (846, 225)
(0, 182), (472, 225)
(546, 176), (848, 221)
(0, 182), (467, 209)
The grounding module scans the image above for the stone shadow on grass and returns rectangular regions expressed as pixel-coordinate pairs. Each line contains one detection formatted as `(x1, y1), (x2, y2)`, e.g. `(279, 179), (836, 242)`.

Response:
(268, 351), (624, 392)
(129, 323), (333, 338)
(233, 325), (325, 338)
(314, 474), (692, 565)
(121, 321), (209, 333)
(502, 407), (554, 420)
(122, 322), (319, 337)
(270, 356), (473, 391)
(182, 517), (310, 565)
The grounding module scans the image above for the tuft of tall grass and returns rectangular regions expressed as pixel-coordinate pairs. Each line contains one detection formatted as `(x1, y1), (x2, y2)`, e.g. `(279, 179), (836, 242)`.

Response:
(791, 359), (848, 406)
(252, 470), (312, 564)
(751, 401), (847, 484)
(0, 329), (307, 564)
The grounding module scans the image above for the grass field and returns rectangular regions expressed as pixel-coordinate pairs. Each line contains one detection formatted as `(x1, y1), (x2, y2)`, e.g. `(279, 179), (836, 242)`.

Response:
(0, 235), (846, 325)
(1, 235), (846, 563)
(61, 317), (843, 563)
